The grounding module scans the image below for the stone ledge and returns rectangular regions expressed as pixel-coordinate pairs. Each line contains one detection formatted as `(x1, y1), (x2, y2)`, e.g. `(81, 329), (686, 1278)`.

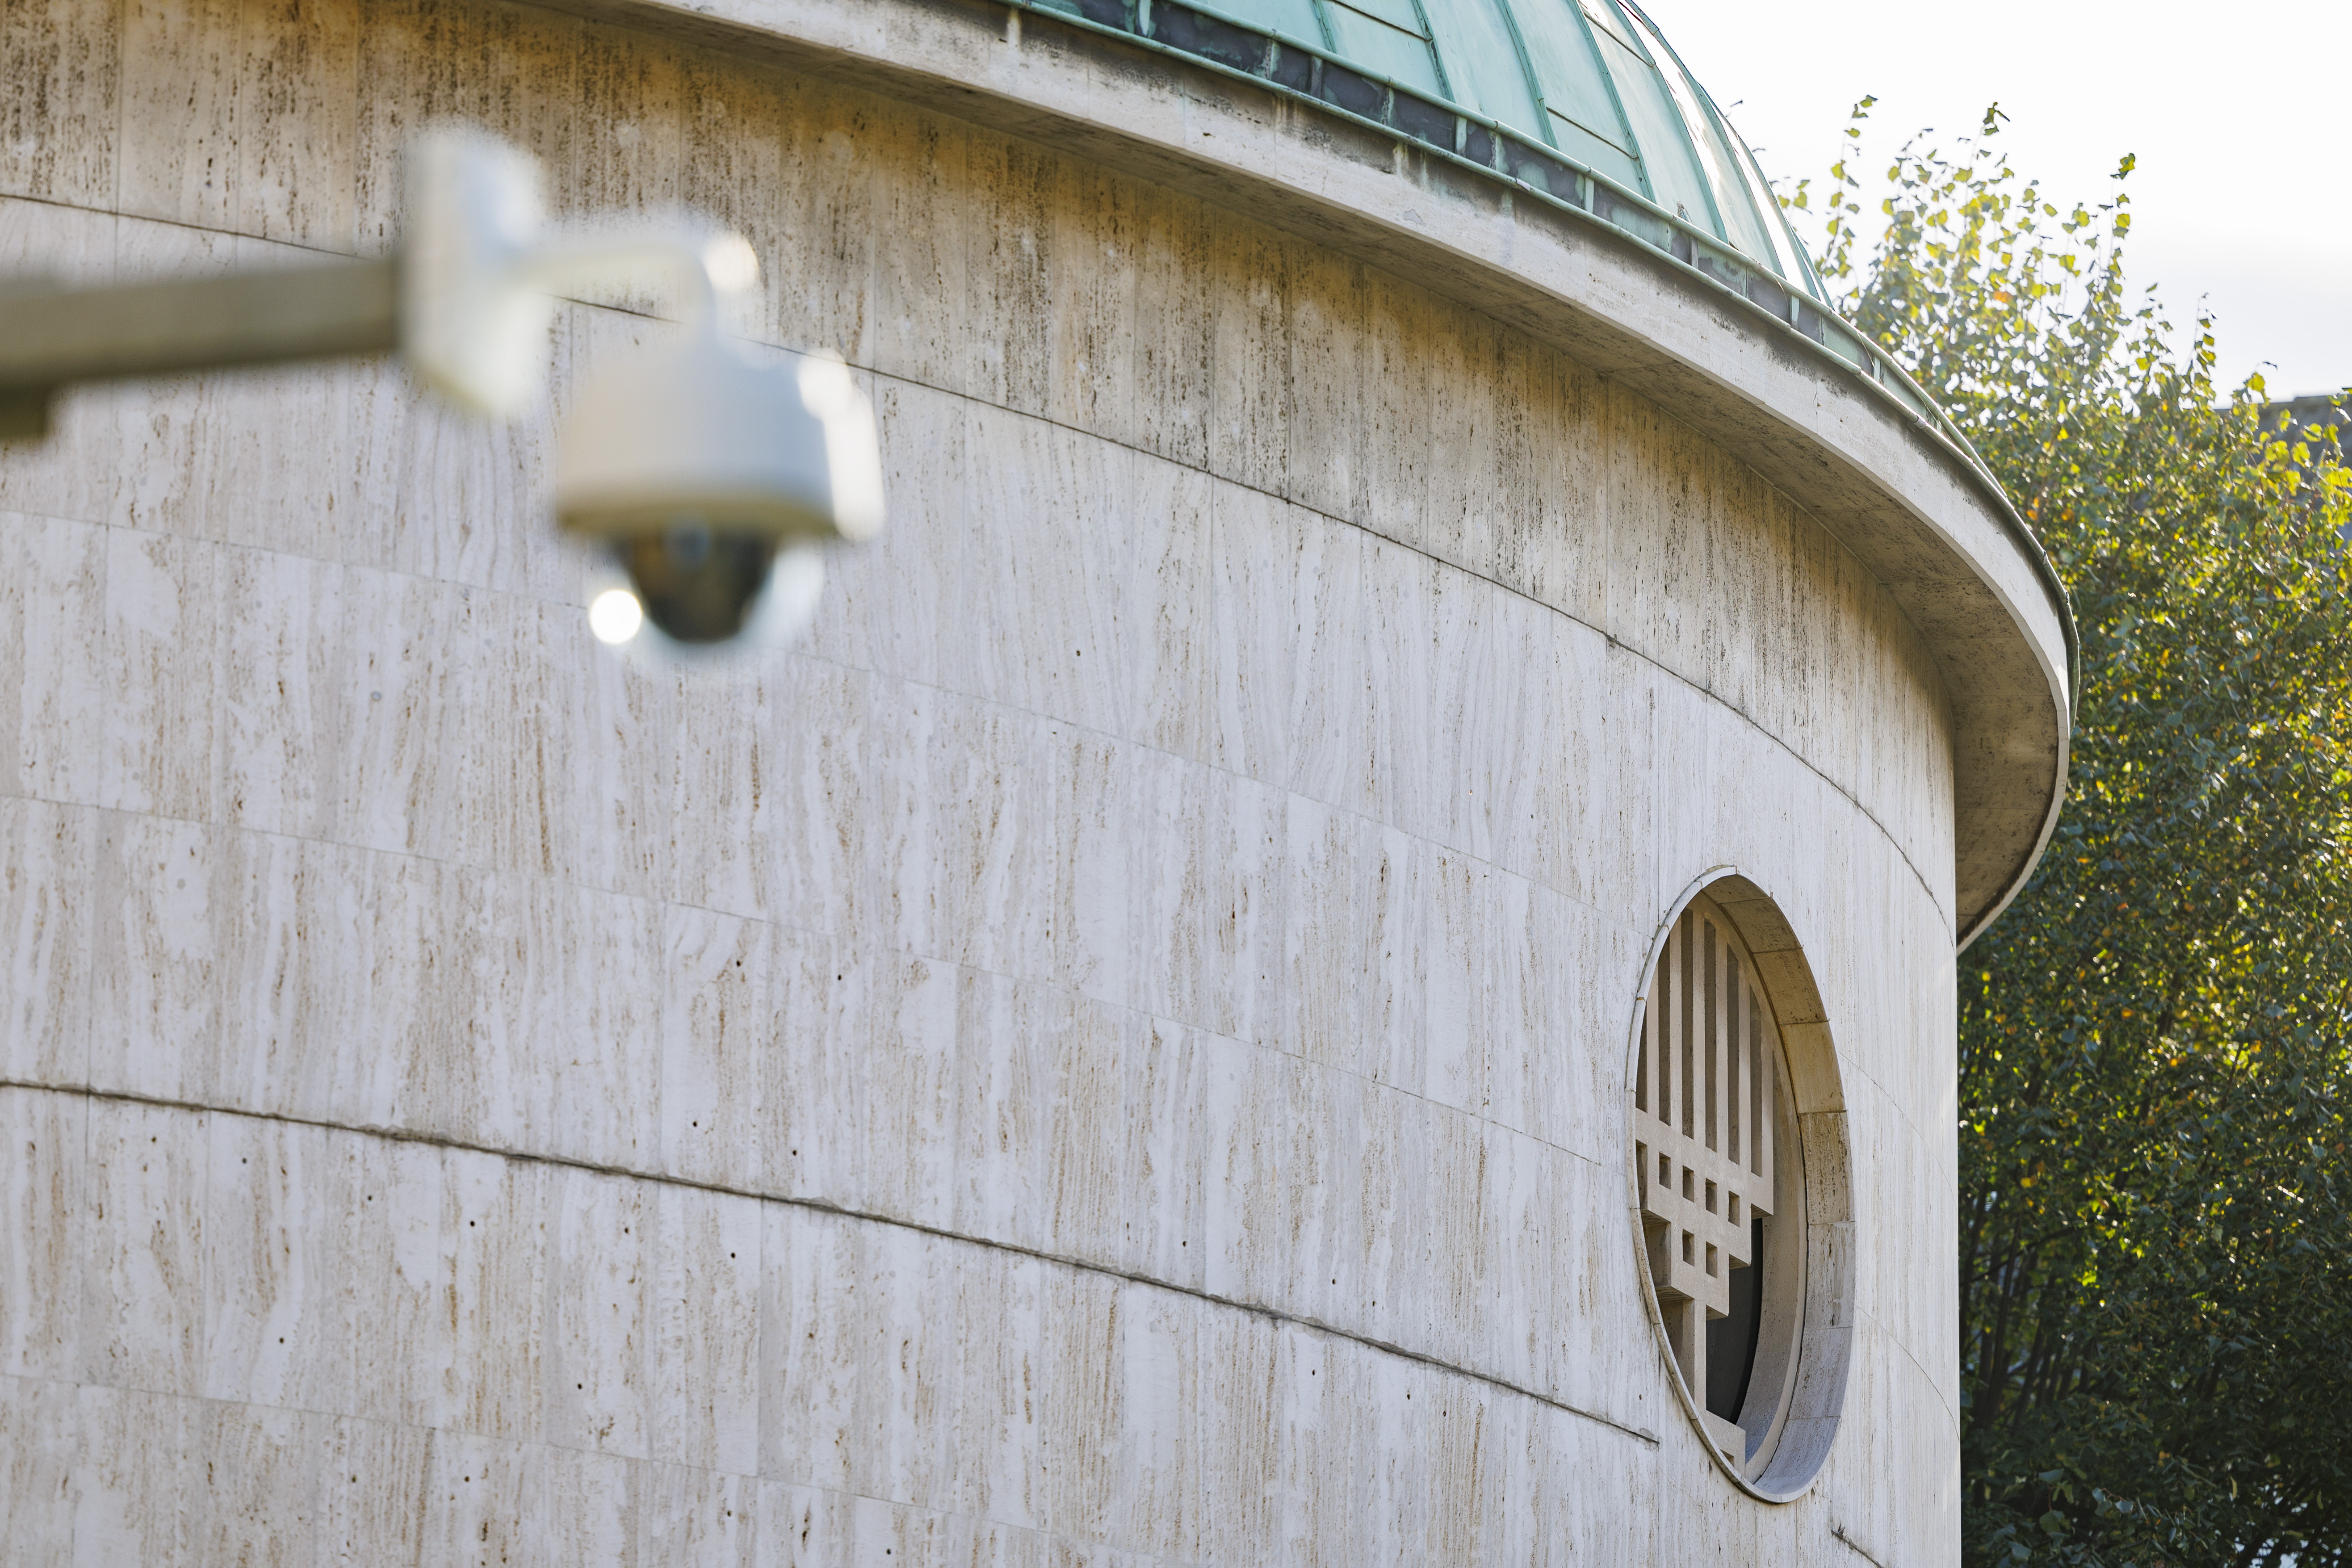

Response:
(524, 0), (2071, 946)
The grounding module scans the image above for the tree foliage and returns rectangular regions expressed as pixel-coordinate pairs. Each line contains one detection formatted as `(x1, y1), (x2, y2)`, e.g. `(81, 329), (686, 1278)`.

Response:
(1794, 104), (2352, 1566)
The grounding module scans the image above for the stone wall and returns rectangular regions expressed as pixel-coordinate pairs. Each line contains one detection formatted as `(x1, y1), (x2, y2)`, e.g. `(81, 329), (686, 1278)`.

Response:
(2, 0), (1960, 1561)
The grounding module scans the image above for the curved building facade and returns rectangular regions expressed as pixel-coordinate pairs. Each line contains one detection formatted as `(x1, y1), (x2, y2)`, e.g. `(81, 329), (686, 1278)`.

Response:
(0, 0), (2069, 1563)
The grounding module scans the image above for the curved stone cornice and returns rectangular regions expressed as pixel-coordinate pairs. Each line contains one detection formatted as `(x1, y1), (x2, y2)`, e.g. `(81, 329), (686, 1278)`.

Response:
(549, 0), (2072, 945)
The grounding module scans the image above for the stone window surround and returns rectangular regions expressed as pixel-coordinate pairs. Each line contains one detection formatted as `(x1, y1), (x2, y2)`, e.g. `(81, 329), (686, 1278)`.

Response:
(1627, 868), (1854, 1501)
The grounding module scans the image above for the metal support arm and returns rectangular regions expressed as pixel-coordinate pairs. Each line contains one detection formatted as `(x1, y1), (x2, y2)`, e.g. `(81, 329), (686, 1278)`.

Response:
(0, 258), (400, 439)
(0, 126), (882, 656)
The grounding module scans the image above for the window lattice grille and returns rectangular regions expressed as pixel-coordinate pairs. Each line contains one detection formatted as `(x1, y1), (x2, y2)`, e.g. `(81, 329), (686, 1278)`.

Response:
(1635, 898), (1780, 1458)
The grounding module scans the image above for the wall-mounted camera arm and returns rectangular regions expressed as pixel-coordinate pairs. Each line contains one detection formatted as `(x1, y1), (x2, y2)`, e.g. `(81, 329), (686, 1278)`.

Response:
(0, 256), (400, 440)
(0, 125), (885, 655)
(396, 129), (758, 418)
(0, 129), (749, 442)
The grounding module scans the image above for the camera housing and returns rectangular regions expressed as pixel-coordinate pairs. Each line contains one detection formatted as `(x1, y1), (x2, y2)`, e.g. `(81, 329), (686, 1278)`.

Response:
(397, 126), (882, 651)
(553, 327), (883, 647)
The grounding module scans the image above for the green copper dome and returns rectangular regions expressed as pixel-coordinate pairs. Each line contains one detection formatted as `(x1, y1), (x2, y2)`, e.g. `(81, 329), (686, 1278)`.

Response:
(1040, 0), (1823, 301)
(1236, 0), (1811, 285)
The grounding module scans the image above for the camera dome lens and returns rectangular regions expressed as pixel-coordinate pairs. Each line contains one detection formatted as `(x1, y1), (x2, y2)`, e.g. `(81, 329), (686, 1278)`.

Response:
(619, 526), (777, 644)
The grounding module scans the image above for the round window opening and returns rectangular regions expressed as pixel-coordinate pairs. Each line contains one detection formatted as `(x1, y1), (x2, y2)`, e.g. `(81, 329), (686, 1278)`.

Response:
(1631, 878), (1851, 1494)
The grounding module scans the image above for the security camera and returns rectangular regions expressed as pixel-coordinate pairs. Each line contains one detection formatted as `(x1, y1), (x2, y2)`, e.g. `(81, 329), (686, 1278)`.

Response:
(0, 125), (887, 650)
(553, 328), (884, 647)
(398, 126), (884, 652)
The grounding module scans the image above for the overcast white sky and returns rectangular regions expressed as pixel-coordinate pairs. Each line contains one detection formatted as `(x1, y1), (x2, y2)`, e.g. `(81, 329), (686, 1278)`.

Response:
(1645, 0), (2352, 398)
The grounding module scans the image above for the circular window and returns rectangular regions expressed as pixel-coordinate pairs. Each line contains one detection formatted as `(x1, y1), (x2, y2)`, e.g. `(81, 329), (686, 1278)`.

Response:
(1629, 876), (1852, 1495)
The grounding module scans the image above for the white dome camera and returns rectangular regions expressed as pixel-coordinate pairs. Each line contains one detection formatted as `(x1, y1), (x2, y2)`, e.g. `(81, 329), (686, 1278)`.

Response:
(555, 332), (883, 646)
(402, 126), (884, 651)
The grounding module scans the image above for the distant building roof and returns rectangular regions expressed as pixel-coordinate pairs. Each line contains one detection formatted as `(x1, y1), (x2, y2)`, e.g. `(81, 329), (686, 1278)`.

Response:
(2262, 392), (2349, 457)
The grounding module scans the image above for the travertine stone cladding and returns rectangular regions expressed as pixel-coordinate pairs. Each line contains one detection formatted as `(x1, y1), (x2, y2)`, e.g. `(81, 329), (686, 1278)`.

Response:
(2, 0), (1959, 1562)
